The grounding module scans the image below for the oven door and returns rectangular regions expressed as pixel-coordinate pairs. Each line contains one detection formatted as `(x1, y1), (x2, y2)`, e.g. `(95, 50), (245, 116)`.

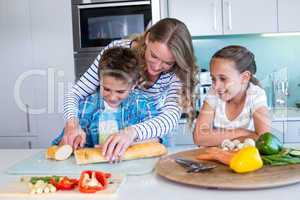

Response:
(73, 1), (152, 53)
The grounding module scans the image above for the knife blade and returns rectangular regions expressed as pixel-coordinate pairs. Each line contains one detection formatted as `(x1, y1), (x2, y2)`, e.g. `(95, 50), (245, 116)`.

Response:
(175, 158), (216, 173)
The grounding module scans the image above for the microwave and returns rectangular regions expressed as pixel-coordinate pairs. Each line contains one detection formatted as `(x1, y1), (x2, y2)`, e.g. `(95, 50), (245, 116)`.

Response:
(72, 0), (153, 53)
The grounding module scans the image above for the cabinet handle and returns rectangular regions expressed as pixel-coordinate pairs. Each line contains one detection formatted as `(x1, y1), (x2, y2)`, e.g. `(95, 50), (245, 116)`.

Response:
(28, 141), (32, 149)
(212, 2), (217, 31)
(225, 1), (232, 31)
(26, 104), (31, 133)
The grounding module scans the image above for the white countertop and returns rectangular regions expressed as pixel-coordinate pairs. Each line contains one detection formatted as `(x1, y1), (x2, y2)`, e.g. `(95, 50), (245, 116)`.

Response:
(1, 147), (300, 200)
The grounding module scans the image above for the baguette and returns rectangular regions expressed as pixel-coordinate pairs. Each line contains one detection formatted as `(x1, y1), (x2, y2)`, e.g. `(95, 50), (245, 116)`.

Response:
(46, 145), (73, 161)
(74, 142), (167, 165)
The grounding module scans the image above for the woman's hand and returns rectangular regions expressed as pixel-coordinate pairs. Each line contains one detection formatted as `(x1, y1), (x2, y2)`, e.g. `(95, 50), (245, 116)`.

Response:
(101, 127), (137, 162)
(60, 118), (85, 149)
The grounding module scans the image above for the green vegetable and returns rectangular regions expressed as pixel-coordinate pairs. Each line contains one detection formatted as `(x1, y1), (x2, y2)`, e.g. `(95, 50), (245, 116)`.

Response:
(262, 148), (300, 166)
(30, 176), (60, 184)
(289, 149), (300, 157)
(256, 132), (283, 155)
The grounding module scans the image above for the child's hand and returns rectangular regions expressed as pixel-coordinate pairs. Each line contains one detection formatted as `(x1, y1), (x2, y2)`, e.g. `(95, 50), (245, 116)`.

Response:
(102, 127), (137, 163)
(60, 118), (84, 149)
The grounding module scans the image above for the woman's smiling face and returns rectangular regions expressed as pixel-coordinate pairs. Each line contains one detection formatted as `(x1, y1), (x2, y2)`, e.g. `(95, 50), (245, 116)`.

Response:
(210, 58), (245, 102)
(144, 38), (175, 82)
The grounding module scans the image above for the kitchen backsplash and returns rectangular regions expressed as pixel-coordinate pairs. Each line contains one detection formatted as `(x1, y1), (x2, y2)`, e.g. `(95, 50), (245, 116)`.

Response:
(192, 34), (300, 108)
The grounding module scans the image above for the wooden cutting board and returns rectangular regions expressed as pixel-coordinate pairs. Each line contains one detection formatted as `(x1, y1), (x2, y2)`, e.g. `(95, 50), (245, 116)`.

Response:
(156, 148), (300, 189)
(0, 174), (124, 198)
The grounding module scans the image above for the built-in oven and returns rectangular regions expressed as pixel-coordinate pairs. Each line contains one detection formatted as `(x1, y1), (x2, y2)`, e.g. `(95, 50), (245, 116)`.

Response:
(72, 0), (153, 53)
(72, 0), (159, 79)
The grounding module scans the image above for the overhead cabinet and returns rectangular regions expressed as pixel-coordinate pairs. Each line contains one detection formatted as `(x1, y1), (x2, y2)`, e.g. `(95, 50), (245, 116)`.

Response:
(168, 0), (223, 36)
(167, 0), (277, 36)
(278, 0), (300, 32)
(222, 0), (277, 35)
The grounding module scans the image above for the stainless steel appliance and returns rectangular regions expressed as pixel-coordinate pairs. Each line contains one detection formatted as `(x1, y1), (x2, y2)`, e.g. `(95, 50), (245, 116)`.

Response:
(197, 70), (212, 110)
(72, 0), (154, 79)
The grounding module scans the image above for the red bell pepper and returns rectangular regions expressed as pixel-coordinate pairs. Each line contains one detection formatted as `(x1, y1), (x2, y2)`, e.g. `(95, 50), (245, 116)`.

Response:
(50, 176), (78, 190)
(105, 173), (111, 179)
(78, 170), (111, 193)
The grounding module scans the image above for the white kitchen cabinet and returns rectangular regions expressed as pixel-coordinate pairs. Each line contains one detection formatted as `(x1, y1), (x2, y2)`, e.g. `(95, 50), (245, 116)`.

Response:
(278, 0), (300, 32)
(222, 0), (277, 34)
(284, 121), (300, 143)
(0, 136), (39, 149)
(168, 0), (223, 36)
(0, 0), (37, 137)
(167, 0), (277, 36)
(271, 109), (300, 144)
(255, 119), (300, 144)
(173, 122), (194, 145)
(28, 0), (75, 148)
(271, 121), (284, 142)
(0, 0), (74, 148)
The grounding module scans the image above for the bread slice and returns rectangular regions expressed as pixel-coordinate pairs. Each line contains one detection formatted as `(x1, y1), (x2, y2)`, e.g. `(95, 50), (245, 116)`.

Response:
(74, 142), (167, 165)
(46, 145), (73, 161)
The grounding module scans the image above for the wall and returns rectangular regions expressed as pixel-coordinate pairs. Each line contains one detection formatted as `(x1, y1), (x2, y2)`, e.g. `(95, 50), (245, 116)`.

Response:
(192, 34), (300, 108)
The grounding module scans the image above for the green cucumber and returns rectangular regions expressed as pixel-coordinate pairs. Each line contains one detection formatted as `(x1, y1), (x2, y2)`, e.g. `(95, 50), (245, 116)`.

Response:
(289, 149), (300, 157)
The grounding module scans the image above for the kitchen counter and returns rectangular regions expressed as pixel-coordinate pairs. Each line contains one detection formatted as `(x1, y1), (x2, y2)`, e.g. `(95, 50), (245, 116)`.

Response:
(1, 147), (300, 200)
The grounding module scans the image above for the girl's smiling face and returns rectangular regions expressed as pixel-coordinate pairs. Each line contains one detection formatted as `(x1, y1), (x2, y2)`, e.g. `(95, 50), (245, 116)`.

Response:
(210, 58), (249, 102)
(100, 75), (134, 108)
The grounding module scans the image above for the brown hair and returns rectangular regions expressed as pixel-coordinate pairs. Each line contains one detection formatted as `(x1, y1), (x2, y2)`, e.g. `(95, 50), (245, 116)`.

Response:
(99, 47), (140, 84)
(132, 18), (198, 124)
(211, 45), (260, 86)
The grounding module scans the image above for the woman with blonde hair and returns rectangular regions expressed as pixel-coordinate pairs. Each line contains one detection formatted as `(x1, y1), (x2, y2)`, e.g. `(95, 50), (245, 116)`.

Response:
(62, 18), (198, 161)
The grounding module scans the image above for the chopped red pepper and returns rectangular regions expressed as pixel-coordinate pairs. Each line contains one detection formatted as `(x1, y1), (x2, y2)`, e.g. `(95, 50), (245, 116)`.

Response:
(50, 176), (78, 190)
(78, 170), (111, 193)
(105, 173), (111, 179)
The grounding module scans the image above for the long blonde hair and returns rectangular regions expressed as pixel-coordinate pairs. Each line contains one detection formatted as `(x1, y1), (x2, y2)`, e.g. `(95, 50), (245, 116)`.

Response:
(132, 18), (198, 124)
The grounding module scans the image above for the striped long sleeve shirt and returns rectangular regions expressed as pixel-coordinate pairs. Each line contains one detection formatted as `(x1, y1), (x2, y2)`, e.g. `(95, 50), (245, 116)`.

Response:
(64, 39), (183, 141)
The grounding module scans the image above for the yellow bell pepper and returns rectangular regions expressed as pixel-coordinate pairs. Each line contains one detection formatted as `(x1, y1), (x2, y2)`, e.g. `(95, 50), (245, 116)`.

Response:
(229, 146), (263, 173)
